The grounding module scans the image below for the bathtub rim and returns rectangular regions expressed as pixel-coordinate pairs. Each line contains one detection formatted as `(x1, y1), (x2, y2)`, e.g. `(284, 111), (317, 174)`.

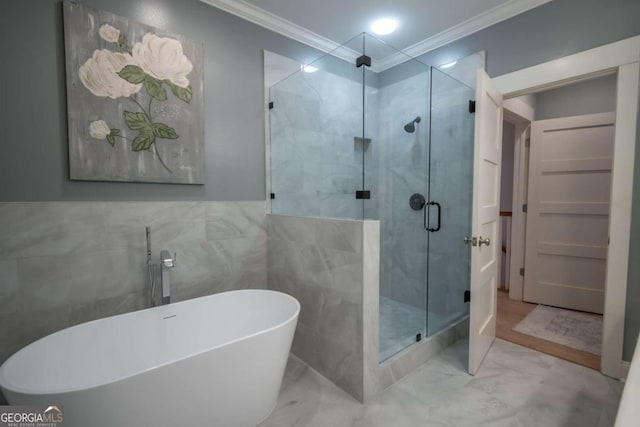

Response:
(0, 289), (300, 396)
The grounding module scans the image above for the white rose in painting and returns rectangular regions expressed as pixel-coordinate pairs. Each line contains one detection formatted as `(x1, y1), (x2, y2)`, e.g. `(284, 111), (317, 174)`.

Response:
(89, 120), (110, 139)
(132, 33), (193, 88)
(79, 49), (142, 99)
(99, 24), (120, 43)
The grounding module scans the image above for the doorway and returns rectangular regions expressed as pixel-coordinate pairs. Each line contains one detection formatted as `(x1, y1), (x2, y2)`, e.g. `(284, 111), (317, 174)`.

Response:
(496, 74), (617, 370)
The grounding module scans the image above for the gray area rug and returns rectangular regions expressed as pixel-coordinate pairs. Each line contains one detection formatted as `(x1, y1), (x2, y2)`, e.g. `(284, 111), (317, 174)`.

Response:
(513, 305), (602, 355)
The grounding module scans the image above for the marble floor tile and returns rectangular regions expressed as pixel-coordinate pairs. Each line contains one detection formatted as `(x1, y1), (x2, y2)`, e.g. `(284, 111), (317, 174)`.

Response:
(260, 339), (623, 427)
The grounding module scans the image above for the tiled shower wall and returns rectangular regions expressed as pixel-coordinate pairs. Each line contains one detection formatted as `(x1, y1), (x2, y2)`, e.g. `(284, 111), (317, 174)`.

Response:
(367, 71), (430, 308)
(0, 201), (267, 364)
(269, 64), (378, 220)
(267, 214), (366, 400)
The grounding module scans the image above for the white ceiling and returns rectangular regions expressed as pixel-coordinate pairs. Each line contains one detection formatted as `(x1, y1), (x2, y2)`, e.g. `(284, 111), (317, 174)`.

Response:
(201, 0), (552, 69)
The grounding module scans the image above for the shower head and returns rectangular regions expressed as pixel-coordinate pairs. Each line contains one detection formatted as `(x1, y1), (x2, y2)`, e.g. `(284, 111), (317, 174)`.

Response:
(404, 116), (422, 133)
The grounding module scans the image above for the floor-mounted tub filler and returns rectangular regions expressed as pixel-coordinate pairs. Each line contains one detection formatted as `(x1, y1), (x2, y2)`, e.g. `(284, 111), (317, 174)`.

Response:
(0, 289), (300, 427)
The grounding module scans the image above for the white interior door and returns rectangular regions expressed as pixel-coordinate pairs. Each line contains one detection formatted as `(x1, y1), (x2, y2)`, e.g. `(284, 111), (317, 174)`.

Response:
(523, 112), (615, 314)
(469, 70), (503, 375)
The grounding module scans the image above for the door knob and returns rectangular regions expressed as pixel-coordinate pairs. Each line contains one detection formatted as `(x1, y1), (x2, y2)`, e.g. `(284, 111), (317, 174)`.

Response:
(478, 236), (491, 247)
(464, 236), (477, 246)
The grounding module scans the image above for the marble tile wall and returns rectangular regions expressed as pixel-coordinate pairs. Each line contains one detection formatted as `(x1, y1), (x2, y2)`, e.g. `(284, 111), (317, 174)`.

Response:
(269, 65), (378, 220)
(367, 71), (431, 311)
(267, 214), (465, 403)
(365, 71), (431, 362)
(267, 214), (365, 400)
(0, 201), (267, 365)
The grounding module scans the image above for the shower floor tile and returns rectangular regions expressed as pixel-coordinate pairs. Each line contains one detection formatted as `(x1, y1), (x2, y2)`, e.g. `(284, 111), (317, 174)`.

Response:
(379, 297), (468, 362)
(259, 338), (623, 427)
(379, 296), (426, 361)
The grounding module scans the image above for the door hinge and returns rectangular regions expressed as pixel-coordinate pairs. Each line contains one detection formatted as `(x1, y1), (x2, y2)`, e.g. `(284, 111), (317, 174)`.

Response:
(356, 55), (371, 68)
(356, 190), (371, 199)
(522, 204), (528, 213)
(464, 290), (471, 303)
(468, 100), (476, 114)
(520, 268), (525, 277)
(268, 101), (274, 110)
(525, 138), (530, 147)
(270, 193), (275, 199)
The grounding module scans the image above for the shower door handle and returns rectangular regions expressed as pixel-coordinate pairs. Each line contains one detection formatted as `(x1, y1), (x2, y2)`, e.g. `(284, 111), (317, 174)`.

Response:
(425, 201), (441, 232)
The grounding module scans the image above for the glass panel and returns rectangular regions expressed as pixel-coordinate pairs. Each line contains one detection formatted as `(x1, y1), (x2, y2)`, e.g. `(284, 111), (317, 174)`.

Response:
(361, 34), (431, 362)
(269, 35), (365, 219)
(426, 67), (475, 336)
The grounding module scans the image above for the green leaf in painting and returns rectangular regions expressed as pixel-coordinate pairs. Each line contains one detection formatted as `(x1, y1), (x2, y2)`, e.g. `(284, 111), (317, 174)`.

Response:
(123, 111), (152, 131)
(117, 65), (145, 84)
(144, 76), (167, 101)
(153, 123), (179, 139)
(167, 81), (192, 103)
(131, 131), (156, 152)
(106, 128), (120, 146)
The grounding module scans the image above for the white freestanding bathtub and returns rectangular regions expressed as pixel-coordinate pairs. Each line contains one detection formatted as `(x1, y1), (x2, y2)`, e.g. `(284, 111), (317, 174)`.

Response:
(0, 289), (299, 427)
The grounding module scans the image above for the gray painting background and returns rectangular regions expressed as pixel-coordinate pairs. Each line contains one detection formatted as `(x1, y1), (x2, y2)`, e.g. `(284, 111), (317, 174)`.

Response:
(63, 1), (204, 184)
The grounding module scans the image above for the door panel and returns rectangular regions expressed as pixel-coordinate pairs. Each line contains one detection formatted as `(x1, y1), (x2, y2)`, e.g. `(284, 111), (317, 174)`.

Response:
(524, 112), (615, 314)
(469, 70), (503, 375)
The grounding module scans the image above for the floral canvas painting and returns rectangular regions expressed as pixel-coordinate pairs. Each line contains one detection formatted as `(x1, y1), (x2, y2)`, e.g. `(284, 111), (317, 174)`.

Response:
(63, 2), (204, 184)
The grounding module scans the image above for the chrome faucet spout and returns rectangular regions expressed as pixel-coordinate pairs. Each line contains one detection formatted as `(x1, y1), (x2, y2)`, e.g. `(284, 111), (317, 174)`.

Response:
(160, 250), (175, 305)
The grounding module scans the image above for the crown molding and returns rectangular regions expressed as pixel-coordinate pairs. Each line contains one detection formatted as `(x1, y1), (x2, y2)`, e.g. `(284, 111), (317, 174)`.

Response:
(199, 0), (359, 64)
(377, 0), (553, 70)
(201, 0), (553, 72)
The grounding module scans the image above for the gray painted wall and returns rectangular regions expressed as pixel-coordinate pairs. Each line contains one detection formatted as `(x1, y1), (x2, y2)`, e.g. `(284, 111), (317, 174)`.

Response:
(535, 74), (617, 121)
(0, 0), (324, 201)
(414, 0), (640, 78)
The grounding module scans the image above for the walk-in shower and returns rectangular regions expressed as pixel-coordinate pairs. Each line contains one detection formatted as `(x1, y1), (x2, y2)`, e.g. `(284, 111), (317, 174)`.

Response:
(268, 33), (479, 365)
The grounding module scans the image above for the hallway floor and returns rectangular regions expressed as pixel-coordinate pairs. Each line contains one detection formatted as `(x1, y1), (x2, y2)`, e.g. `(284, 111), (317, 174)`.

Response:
(259, 339), (622, 427)
(496, 289), (601, 370)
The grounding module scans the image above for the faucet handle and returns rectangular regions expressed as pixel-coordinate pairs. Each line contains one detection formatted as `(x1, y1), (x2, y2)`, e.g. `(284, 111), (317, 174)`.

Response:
(160, 250), (175, 267)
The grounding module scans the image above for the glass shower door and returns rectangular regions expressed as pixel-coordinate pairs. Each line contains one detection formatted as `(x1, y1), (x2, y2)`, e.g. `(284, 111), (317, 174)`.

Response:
(361, 34), (431, 362)
(426, 67), (475, 336)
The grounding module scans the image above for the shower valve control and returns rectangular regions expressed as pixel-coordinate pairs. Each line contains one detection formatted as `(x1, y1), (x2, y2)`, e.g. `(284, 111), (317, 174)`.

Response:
(463, 236), (477, 246)
(409, 193), (426, 211)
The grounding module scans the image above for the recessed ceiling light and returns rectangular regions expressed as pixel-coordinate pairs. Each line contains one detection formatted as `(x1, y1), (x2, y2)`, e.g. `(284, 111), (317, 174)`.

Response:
(371, 18), (397, 36)
(439, 61), (457, 69)
(301, 64), (318, 73)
